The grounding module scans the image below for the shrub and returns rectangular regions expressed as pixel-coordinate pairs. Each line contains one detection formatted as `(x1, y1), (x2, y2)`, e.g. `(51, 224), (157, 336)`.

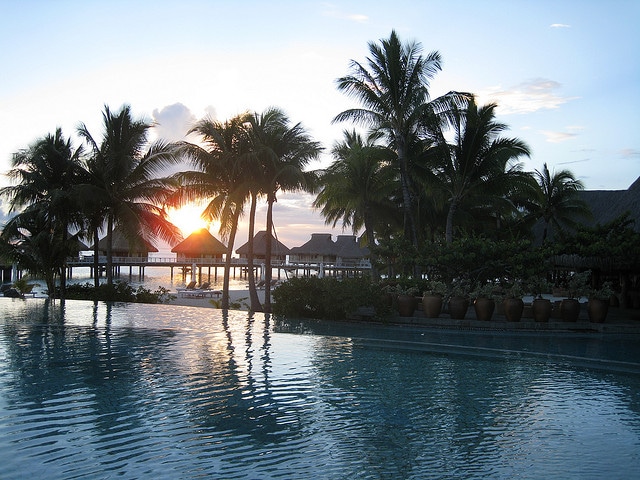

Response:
(60, 281), (175, 304)
(272, 276), (386, 320)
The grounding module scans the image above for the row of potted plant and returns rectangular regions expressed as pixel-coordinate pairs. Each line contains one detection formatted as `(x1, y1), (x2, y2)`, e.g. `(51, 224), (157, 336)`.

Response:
(385, 271), (615, 323)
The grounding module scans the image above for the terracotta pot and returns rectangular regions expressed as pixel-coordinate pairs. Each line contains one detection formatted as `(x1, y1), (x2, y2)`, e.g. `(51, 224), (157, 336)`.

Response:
(560, 298), (581, 322)
(588, 298), (609, 323)
(474, 297), (495, 321)
(396, 294), (418, 317)
(532, 298), (552, 322)
(448, 296), (469, 319)
(503, 298), (524, 322)
(422, 294), (443, 318)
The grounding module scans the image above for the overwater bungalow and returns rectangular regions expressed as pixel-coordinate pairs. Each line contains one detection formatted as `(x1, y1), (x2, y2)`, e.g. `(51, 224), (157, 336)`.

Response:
(235, 230), (290, 264)
(171, 228), (227, 261)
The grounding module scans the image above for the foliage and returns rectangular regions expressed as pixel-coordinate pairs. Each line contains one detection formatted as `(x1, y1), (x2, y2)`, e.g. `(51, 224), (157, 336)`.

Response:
(561, 270), (591, 299)
(272, 276), (388, 320)
(419, 235), (551, 286)
(590, 281), (614, 301)
(422, 280), (448, 297)
(525, 275), (552, 298)
(469, 281), (500, 300)
(554, 213), (640, 269)
(61, 281), (175, 304)
(12, 276), (35, 294)
(500, 279), (525, 299)
(209, 296), (249, 310)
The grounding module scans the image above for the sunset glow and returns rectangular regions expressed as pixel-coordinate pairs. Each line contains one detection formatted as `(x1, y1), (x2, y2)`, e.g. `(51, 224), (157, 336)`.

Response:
(167, 204), (210, 237)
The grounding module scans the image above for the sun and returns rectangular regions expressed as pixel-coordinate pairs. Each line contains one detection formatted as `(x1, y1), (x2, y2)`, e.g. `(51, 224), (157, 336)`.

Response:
(167, 203), (210, 237)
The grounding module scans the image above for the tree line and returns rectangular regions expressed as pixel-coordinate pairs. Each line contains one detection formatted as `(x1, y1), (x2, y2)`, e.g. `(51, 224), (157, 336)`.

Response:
(1, 31), (590, 309)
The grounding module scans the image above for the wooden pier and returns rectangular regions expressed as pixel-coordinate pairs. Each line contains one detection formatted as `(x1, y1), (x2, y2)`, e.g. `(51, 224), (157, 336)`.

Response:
(65, 256), (372, 283)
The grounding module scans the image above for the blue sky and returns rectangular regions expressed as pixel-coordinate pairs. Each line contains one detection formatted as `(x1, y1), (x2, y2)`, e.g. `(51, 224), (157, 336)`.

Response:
(1, 0), (638, 248)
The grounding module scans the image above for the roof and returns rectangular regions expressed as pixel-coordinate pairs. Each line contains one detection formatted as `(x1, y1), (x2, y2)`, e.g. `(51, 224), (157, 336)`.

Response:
(235, 231), (290, 256)
(93, 229), (158, 254)
(334, 235), (369, 258)
(579, 177), (640, 229)
(533, 176), (640, 242)
(290, 233), (337, 256)
(171, 228), (227, 256)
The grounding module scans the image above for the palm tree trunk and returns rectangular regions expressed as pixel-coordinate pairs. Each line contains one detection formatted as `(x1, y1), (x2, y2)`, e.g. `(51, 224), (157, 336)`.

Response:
(397, 143), (418, 247)
(263, 193), (275, 313)
(363, 212), (379, 280)
(106, 213), (114, 285)
(446, 198), (458, 243)
(222, 208), (241, 310)
(246, 191), (262, 312)
(93, 227), (100, 289)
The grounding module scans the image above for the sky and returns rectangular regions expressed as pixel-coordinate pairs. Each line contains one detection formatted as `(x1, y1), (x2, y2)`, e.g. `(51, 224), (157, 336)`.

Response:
(1, 0), (638, 251)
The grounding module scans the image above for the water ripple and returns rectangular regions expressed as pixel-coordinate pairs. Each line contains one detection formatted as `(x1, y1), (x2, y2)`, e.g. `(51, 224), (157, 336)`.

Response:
(1, 299), (640, 478)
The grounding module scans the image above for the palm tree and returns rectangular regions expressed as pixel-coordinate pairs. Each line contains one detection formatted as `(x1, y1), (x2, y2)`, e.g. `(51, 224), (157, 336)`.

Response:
(0, 128), (85, 296)
(425, 99), (531, 242)
(527, 163), (590, 242)
(247, 107), (322, 312)
(313, 130), (397, 277)
(175, 113), (254, 310)
(334, 30), (468, 248)
(77, 105), (182, 285)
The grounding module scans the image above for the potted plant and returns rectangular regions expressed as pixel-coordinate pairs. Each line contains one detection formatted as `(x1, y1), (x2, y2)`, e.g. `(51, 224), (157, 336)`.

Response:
(470, 282), (498, 321)
(501, 279), (525, 322)
(422, 280), (447, 318)
(447, 279), (470, 320)
(588, 281), (614, 323)
(384, 283), (419, 317)
(560, 270), (590, 322)
(527, 275), (553, 322)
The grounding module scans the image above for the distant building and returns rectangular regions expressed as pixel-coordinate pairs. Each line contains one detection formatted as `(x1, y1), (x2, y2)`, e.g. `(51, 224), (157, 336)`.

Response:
(171, 228), (227, 261)
(92, 229), (158, 258)
(235, 231), (290, 263)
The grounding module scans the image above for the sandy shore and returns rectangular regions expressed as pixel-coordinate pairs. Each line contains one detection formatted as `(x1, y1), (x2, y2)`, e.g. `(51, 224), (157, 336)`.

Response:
(167, 289), (257, 310)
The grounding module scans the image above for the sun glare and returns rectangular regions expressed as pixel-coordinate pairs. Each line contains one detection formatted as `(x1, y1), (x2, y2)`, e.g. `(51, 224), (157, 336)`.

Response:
(168, 204), (210, 237)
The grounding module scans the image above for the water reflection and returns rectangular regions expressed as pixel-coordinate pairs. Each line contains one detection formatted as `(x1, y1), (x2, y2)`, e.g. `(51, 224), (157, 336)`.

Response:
(1, 299), (639, 479)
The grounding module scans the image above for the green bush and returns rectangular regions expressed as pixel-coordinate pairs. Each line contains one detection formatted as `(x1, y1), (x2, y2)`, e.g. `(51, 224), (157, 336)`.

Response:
(61, 281), (175, 304)
(272, 276), (387, 320)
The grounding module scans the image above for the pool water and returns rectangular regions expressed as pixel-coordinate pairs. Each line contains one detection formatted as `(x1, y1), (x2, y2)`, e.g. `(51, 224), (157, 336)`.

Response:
(1, 299), (639, 479)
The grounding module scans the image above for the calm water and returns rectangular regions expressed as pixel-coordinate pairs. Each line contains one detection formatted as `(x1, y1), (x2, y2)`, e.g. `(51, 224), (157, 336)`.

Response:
(1, 299), (639, 479)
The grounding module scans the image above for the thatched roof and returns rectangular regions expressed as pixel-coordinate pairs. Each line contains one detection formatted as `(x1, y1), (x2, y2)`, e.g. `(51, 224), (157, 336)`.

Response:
(290, 233), (336, 256)
(93, 229), (158, 255)
(235, 231), (290, 257)
(533, 176), (640, 243)
(171, 228), (226, 256)
(334, 235), (369, 258)
(580, 177), (640, 229)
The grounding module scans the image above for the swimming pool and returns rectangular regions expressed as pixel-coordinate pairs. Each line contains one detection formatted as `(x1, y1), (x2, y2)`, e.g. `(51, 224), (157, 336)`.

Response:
(1, 298), (639, 479)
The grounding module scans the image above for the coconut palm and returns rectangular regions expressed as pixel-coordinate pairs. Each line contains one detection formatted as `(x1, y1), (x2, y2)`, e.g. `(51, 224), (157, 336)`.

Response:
(247, 107), (322, 312)
(0, 128), (85, 296)
(424, 99), (531, 242)
(176, 113), (255, 310)
(527, 163), (590, 242)
(334, 30), (468, 248)
(313, 130), (397, 277)
(77, 105), (182, 285)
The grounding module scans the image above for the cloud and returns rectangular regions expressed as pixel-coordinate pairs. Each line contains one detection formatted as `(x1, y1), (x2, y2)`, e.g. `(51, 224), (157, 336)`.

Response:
(550, 23), (571, 28)
(620, 148), (640, 158)
(479, 78), (578, 115)
(540, 126), (583, 143)
(151, 103), (197, 142)
(322, 3), (369, 23)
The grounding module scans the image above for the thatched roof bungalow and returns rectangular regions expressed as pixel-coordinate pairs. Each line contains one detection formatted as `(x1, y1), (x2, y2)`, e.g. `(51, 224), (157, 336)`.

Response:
(93, 229), (158, 257)
(235, 231), (290, 262)
(289, 233), (370, 266)
(171, 228), (226, 260)
(535, 176), (640, 243)
(334, 235), (370, 266)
